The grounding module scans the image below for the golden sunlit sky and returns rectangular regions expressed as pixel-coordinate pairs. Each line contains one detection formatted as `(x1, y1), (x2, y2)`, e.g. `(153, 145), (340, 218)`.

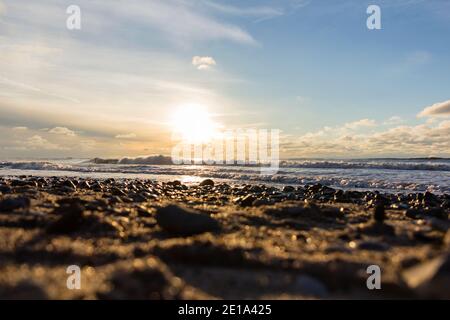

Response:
(1, 0), (450, 159)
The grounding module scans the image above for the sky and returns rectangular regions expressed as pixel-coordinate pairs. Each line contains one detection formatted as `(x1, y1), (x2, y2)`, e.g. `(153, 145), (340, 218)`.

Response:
(0, 0), (449, 159)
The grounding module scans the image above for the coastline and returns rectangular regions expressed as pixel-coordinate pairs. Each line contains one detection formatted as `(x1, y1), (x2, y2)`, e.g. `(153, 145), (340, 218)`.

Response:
(0, 176), (449, 299)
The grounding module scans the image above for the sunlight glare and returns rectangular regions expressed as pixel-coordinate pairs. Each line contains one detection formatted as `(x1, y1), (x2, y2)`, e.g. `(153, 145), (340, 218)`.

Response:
(171, 104), (219, 143)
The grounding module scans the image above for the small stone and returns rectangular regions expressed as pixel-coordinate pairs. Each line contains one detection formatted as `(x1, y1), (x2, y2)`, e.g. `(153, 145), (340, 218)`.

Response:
(155, 204), (220, 236)
(239, 194), (257, 207)
(249, 185), (263, 193)
(78, 181), (91, 189)
(252, 198), (270, 207)
(111, 187), (127, 197)
(46, 201), (85, 234)
(199, 179), (214, 187)
(282, 186), (295, 193)
(0, 197), (31, 212)
(10, 180), (37, 187)
(62, 180), (77, 190)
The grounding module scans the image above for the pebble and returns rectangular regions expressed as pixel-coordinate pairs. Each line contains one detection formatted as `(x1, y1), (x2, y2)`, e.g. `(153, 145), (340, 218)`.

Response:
(155, 204), (220, 236)
(237, 195), (257, 207)
(46, 201), (85, 234)
(199, 179), (215, 187)
(62, 180), (77, 190)
(111, 187), (127, 197)
(282, 186), (295, 193)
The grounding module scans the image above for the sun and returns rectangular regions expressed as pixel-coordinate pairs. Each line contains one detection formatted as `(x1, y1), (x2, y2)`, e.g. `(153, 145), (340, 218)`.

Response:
(170, 104), (219, 143)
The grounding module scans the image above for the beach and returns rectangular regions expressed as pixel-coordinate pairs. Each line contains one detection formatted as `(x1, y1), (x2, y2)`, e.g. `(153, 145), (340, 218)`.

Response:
(0, 175), (449, 299)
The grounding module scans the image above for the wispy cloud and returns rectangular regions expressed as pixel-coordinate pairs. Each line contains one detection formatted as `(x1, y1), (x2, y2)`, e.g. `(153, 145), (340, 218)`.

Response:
(115, 133), (137, 139)
(203, 1), (284, 22)
(12, 126), (27, 131)
(100, 0), (257, 46)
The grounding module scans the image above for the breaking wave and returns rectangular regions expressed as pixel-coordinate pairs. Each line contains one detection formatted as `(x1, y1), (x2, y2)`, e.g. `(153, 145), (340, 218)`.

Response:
(0, 158), (449, 193)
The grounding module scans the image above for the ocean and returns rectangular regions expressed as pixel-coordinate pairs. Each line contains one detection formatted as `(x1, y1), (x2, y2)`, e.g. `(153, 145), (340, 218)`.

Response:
(0, 158), (449, 194)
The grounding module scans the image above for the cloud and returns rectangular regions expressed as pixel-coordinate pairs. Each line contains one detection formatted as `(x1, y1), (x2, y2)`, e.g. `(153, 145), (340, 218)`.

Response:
(203, 1), (284, 21)
(284, 118), (450, 157)
(344, 118), (377, 130)
(115, 133), (137, 139)
(418, 100), (450, 118)
(0, 75), (80, 103)
(102, 0), (257, 46)
(384, 116), (404, 125)
(48, 127), (76, 136)
(192, 56), (217, 70)
(22, 135), (62, 150)
(12, 126), (28, 131)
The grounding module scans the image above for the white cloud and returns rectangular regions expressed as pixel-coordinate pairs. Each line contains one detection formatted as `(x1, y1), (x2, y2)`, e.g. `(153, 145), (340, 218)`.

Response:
(12, 126), (28, 131)
(22, 135), (62, 150)
(418, 100), (450, 117)
(384, 116), (404, 125)
(115, 133), (137, 139)
(192, 56), (217, 70)
(284, 118), (450, 157)
(344, 118), (377, 130)
(48, 127), (76, 136)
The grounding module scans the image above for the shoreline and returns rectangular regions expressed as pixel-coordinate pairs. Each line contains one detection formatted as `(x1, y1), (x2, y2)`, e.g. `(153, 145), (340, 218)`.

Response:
(0, 176), (449, 299)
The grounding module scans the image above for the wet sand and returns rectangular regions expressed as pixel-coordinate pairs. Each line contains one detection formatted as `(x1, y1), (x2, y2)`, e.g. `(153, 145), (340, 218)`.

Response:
(0, 176), (449, 299)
